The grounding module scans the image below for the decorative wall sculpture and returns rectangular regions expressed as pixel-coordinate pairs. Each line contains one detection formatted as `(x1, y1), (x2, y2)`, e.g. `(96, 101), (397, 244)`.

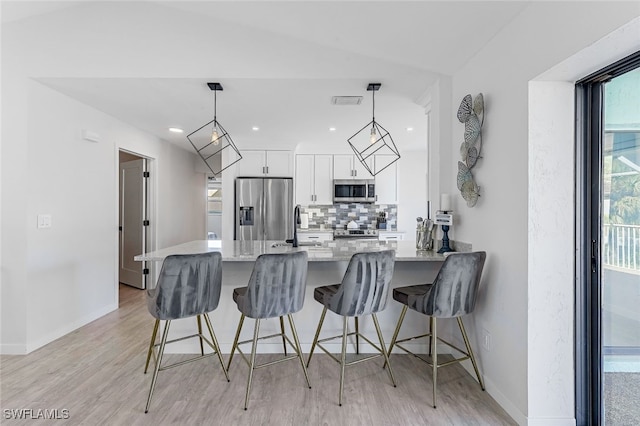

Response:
(456, 93), (484, 207)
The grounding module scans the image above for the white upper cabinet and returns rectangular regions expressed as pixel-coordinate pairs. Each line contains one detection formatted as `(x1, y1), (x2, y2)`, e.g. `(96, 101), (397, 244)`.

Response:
(295, 154), (333, 205)
(237, 150), (292, 177)
(333, 154), (371, 180)
(374, 155), (398, 204)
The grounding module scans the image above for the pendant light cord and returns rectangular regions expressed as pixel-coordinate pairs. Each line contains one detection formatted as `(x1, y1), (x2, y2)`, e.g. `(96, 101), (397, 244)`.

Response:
(213, 89), (217, 123)
(372, 89), (375, 122)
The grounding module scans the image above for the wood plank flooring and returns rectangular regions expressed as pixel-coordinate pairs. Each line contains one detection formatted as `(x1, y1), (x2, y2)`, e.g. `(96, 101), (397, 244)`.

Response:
(0, 285), (515, 425)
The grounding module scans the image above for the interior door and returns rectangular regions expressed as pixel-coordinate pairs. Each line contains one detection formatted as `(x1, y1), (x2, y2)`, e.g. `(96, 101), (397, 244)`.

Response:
(119, 158), (146, 289)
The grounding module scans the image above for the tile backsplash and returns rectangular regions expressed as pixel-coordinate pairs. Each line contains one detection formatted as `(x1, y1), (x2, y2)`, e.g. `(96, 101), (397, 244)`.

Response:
(300, 204), (397, 230)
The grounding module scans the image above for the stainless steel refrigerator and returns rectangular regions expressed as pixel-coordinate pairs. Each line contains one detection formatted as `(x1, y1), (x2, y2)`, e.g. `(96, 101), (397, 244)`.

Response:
(235, 177), (294, 241)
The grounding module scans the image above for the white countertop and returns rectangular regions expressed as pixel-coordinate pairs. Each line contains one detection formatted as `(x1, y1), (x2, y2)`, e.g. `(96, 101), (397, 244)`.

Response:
(135, 239), (446, 263)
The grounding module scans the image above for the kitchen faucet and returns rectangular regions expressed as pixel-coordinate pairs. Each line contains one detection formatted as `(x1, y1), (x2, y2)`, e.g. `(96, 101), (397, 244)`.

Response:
(286, 204), (301, 247)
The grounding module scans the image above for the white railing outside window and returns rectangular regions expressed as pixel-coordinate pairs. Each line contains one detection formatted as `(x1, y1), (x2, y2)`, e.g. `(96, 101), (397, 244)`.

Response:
(603, 224), (640, 271)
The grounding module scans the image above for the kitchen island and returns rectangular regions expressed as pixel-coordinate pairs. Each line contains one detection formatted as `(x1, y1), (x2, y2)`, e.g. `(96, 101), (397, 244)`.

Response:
(135, 239), (460, 354)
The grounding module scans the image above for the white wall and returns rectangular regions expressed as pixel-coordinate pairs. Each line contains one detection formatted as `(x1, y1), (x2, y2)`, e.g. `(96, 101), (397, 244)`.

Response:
(444, 3), (640, 424)
(397, 150), (428, 234)
(1, 81), (205, 354)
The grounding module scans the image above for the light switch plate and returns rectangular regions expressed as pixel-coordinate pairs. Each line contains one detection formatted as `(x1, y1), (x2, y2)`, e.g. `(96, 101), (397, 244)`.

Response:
(37, 214), (52, 228)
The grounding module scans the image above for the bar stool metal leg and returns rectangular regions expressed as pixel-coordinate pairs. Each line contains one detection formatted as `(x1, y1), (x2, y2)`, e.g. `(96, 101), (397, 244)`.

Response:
(386, 305), (408, 362)
(372, 314), (396, 387)
(279, 316), (288, 355)
(202, 313), (230, 382)
(431, 317), (437, 409)
(144, 319), (160, 374)
(244, 319), (261, 410)
(288, 314), (311, 389)
(227, 314), (245, 372)
(428, 316), (434, 357)
(458, 317), (485, 390)
(145, 320), (171, 413)
(339, 316), (348, 406)
(197, 315), (205, 356)
(355, 317), (359, 354)
(307, 307), (327, 368)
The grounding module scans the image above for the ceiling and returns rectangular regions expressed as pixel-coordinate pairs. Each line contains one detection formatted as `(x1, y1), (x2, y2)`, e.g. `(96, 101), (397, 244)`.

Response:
(2, 1), (530, 152)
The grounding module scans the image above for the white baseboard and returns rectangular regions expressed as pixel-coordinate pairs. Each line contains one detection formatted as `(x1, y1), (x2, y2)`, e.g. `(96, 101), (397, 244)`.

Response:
(526, 418), (576, 426)
(0, 343), (28, 355)
(21, 303), (118, 354)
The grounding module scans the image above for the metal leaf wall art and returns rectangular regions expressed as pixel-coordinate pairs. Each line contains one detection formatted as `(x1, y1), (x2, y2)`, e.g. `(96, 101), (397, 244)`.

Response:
(456, 93), (484, 207)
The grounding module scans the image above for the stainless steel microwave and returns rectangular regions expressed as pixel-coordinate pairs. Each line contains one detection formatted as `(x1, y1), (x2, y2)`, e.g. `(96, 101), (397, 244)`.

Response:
(333, 179), (375, 203)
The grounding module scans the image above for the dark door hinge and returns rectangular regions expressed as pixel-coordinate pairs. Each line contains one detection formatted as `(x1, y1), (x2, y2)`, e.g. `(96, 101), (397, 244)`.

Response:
(143, 171), (150, 178)
(143, 268), (149, 275)
(143, 220), (150, 226)
(591, 239), (598, 273)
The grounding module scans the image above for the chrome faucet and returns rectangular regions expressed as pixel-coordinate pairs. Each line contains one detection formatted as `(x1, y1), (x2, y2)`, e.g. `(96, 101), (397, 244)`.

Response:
(286, 204), (301, 247)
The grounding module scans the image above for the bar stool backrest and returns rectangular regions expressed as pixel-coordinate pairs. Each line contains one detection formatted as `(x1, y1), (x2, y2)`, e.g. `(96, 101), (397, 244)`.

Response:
(238, 251), (309, 319)
(330, 250), (396, 317)
(424, 251), (486, 318)
(146, 252), (223, 320)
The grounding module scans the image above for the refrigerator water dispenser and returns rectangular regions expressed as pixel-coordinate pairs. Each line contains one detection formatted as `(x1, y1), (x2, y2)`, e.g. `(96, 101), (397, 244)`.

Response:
(239, 206), (254, 226)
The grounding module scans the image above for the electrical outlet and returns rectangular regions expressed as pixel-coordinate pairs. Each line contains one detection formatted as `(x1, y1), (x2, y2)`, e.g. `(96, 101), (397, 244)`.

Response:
(37, 214), (52, 229)
(481, 328), (491, 351)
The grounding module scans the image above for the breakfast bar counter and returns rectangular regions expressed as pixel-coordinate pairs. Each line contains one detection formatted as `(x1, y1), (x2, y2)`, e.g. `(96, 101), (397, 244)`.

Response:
(135, 239), (459, 355)
(134, 239), (447, 263)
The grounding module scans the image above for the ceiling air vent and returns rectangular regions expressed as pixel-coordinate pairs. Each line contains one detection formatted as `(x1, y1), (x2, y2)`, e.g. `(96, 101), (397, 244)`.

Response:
(331, 96), (363, 106)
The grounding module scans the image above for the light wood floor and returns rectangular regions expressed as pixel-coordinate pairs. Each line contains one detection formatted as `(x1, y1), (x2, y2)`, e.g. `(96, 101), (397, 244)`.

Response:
(0, 285), (515, 425)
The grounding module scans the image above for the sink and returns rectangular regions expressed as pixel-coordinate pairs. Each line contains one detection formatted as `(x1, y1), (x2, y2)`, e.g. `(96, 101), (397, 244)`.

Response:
(271, 241), (322, 248)
(271, 242), (291, 247)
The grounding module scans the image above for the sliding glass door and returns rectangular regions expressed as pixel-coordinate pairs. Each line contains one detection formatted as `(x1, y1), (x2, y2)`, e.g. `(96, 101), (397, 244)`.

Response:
(577, 52), (640, 425)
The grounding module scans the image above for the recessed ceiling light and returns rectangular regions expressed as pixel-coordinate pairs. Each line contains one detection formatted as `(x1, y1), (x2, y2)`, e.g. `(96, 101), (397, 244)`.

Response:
(252, 126), (260, 131)
(406, 127), (414, 132)
(329, 127), (336, 132)
(169, 127), (184, 133)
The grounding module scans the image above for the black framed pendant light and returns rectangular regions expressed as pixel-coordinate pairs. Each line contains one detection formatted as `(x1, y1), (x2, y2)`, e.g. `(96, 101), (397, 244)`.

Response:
(187, 82), (242, 177)
(347, 83), (400, 176)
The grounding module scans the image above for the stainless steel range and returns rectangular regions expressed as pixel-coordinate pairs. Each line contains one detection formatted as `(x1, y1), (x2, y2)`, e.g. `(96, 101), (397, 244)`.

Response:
(333, 229), (379, 239)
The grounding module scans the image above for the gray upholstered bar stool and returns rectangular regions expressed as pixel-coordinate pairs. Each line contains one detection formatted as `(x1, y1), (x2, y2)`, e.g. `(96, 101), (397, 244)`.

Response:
(143, 252), (229, 413)
(306, 250), (397, 406)
(387, 251), (486, 408)
(227, 251), (311, 410)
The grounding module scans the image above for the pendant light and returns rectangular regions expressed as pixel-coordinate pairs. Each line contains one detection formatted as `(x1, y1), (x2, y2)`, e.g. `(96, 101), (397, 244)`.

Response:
(347, 83), (400, 176)
(187, 82), (242, 177)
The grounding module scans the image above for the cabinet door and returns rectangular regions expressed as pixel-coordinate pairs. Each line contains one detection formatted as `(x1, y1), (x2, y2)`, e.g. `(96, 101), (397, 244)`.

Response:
(374, 155), (398, 204)
(352, 156), (371, 178)
(298, 232), (334, 243)
(295, 155), (315, 205)
(237, 150), (266, 176)
(265, 151), (292, 177)
(333, 155), (354, 179)
(379, 233), (404, 241)
(313, 155), (334, 204)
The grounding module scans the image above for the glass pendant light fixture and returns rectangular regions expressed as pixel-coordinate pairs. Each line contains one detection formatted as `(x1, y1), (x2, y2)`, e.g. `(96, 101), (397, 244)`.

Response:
(187, 82), (242, 177)
(347, 83), (400, 176)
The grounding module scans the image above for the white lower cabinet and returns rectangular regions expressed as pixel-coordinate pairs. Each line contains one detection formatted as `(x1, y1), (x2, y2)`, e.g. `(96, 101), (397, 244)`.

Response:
(297, 232), (334, 243)
(378, 232), (404, 241)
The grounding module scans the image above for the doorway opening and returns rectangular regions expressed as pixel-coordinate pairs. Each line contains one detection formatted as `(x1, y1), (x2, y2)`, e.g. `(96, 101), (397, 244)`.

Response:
(118, 150), (153, 292)
(576, 51), (640, 425)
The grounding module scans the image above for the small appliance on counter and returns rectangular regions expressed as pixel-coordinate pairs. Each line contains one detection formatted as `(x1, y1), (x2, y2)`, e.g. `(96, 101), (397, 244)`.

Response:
(416, 217), (435, 251)
(300, 213), (309, 229)
(376, 212), (387, 229)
